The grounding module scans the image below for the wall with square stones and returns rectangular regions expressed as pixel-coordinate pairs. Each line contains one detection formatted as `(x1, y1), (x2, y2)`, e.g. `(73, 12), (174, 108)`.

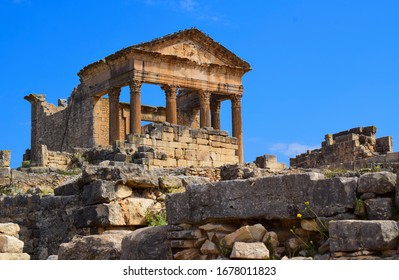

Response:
(25, 93), (96, 166)
(126, 123), (239, 168)
(290, 126), (396, 170)
(165, 171), (399, 260)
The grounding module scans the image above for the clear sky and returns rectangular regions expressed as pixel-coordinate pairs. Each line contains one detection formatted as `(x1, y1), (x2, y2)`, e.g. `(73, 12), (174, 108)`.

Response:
(1, 0), (398, 168)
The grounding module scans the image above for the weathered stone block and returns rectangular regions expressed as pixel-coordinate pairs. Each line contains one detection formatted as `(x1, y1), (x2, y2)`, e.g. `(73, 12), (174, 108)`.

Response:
(230, 242), (269, 260)
(0, 234), (24, 253)
(124, 173), (159, 188)
(115, 184), (133, 199)
(120, 226), (172, 260)
(329, 220), (399, 252)
(58, 231), (131, 260)
(0, 150), (11, 167)
(54, 181), (81, 196)
(177, 159), (187, 167)
(196, 138), (209, 145)
(358, 172), (396, 194)
(159, 176), (184, 189)
(0, 253), (30, 260)
(221, 224), (267, 248)
(166, 173), (356, 225)
(82, 165), (123, 183)
(121, 198), (154, 225)
(0, 223), (20, 237)
(364, 198), (394, 220)
(82, 180), (117, 206)
(200, 240), (219, 255)
(74, 203), (125, 227)
(0, 167), (11, 178)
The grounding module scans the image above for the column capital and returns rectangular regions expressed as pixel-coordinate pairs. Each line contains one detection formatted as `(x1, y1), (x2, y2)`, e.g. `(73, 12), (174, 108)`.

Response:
(108, 87), (121, 100)
(129, 80), (142, 94)
(161, 85), (178, 99)
(230, 94), (242, 108)
(198, 90), (211, 105)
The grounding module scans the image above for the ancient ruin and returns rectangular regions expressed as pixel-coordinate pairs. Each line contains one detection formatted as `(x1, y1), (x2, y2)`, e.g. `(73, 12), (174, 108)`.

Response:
(25, 28), (251, 170)
(1, 29), (399, 261)
(290, 126), (398, 171)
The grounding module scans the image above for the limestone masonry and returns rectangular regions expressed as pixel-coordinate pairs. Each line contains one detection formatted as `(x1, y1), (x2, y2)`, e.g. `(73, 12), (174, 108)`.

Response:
(25, 28), (251, 169)
(290, 126), (398, 171)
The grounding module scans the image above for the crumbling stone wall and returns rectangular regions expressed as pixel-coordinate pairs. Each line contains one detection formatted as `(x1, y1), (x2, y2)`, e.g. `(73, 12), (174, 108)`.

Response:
(32, 145), (73, 170)
(0, 194), (81, 259)
(290, 126), (397, 170)
(127, 123), (239, 168)
(165, 171), (399, 260)
(25, 93), (96, 166)
(0, 162), (211, 259)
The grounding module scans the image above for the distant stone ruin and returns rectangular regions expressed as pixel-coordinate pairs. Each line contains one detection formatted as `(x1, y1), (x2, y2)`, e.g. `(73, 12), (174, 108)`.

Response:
(290, 126), (398, 171)
(25, 28), (251, 169)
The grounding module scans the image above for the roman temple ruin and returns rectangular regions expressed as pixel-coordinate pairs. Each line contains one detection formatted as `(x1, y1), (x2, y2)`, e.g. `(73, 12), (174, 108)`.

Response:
(24, 28), (251, 169)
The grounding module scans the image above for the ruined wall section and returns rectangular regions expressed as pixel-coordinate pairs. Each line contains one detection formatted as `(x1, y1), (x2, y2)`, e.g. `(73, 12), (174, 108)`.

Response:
(25, 91), (96, 165)
(290, 126), (396, 169)
(165, 172), (399, 260)
(176, 91), (200, 128)
(93, 97), (110, 147)
(127, 123), (239, 168)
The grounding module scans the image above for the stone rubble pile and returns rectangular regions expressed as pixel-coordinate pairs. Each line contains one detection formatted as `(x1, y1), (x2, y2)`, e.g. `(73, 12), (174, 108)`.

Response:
(168, 223), (277, 260)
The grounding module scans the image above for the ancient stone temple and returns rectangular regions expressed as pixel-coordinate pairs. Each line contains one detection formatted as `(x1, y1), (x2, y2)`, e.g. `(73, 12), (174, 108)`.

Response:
(25, 28), (251, 168)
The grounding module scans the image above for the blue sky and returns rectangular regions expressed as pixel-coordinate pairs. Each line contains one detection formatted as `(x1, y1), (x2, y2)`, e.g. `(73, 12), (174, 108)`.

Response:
(0, 0), (398, 167)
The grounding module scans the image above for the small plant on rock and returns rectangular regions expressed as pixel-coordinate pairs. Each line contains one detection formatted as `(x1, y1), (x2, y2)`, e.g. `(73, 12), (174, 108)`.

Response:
(145, 209), (167, 227)
(290, 202), (329, 257)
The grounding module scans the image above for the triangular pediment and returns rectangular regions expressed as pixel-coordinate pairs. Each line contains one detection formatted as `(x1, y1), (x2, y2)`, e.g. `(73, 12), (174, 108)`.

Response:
(149, 40), (225, 65)
(132, 28), (251, 69)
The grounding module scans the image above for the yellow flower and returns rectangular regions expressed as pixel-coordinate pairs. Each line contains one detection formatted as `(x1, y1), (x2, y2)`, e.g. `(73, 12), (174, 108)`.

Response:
(304, 201), (310, 207)
(296, 213), (303, 219)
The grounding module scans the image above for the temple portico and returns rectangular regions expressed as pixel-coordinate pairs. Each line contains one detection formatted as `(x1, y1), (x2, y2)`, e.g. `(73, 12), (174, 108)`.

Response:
(25, 28), (251, 166)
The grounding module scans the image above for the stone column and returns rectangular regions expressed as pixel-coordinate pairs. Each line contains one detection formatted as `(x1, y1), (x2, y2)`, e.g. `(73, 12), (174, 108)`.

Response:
(198, 90), (211, 128)
(108, 87), (121, 144)
(210, 100), (221, 130)
(129, 80), (142, 135)
(231, 95), (243, 164)
(162, 85), (178, 124)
